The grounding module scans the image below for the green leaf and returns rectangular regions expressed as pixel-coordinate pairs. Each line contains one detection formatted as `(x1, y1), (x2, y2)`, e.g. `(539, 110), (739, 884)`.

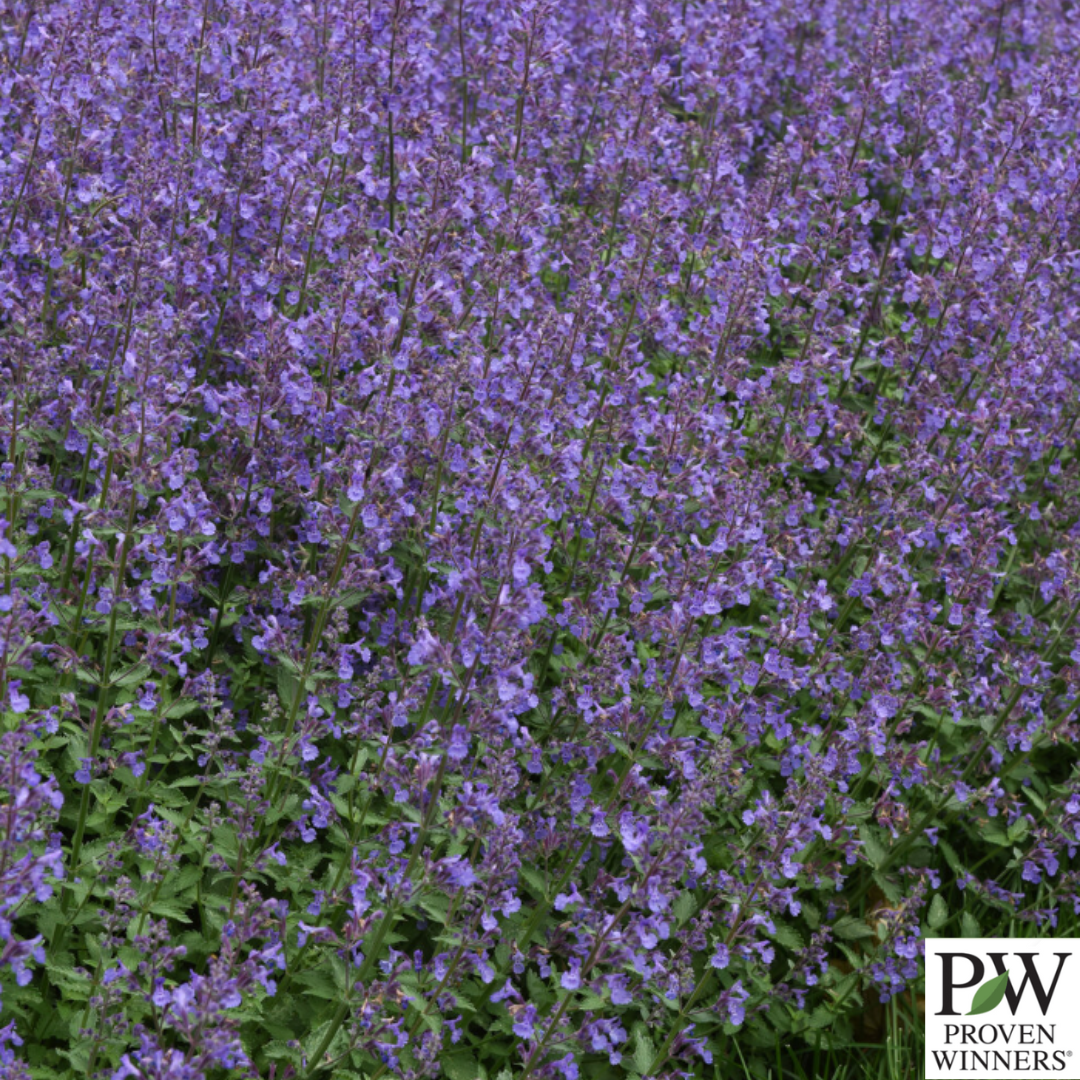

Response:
(442, 1052), (479, 1080)
(19, 488), (61, 503)
(168, 863), (205, 893)
(1007, 818), (1030, 843)
(576, 991), (606, 1010)
(303, 1017), (349, 1070)
(858, 825), (887, 868)
(162, 697), (202, 719)
(519, 865), (547, 900)
(672, 891), (696, 926)
(292, 969), (340, 1002)
(419, 894), (450, 923)
(772, 921), (805, 950)
(148, 901), (192, 924)
(633, 1023), (656, 1075)
(263, 1040), (304, 1063)
(44, 963), (92, 1001)
(333, 588), (368, 610)
(938, 838), (964, 875)
(968, 970), (1010, 1016)
(874, 876), (905, 908)
(526, 970), (553, 1008)
(806, 1005), (835, 1029)
(833, 916), (875, 941)
(961, 912), (981, 938)
(54, 1047), (92, 1076)
(928, 894), (949, 929)
(111, 662), (153, 689)
(277, 664), (301, 711)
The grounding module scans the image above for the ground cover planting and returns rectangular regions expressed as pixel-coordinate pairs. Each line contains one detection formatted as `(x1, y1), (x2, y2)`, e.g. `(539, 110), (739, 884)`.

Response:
(1, 0), (1079, 1077)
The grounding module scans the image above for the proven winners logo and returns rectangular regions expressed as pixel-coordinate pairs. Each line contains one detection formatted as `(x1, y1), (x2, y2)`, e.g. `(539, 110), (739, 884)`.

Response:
(925, 940), (1080, 1079)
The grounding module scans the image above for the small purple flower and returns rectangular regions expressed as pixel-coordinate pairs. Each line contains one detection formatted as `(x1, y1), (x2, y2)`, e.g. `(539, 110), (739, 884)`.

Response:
(561, 959), (582, 991)
(7, 682), (29, 714)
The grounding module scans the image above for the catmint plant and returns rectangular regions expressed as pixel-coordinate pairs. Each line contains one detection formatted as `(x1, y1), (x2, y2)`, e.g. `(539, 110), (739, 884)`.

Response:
(1, 0), (1079, 1077)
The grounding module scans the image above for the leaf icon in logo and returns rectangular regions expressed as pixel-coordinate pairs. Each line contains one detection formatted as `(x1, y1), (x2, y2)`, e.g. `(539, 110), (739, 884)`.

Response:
(967, 970), (1010, 1016)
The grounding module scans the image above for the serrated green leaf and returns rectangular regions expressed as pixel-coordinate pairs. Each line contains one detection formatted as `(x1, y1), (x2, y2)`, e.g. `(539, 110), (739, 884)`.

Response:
(148, 901), (192, 924)
(938, 837), (964, 875)
(576, 990), (607, 1010)
(263, 1040), (305, 1062)
(833, 916), (875, 941)
(519, 865), (547, 900)
(872, 872), (904, 905)
(111, 662), (152, 688)
(337, 770), (360, 795)
(688, 1010), (720, 1027)
(44, 964), (92, 1001)
(1007, 818), (1030, 843)
(672, 891), (696, 926)
(333, 588), (369, 610)
(419, 894), (450, 923)
(168, 863), (205, 892)
(772, 922), (805, 950)
(968, 970), (1010, 1015)
(806, 1005), (835, 1029)
(633, 1023), (656, 1074)
(54, 1046), (92, 1074)
(163, 698), (203, 719)
(292, 969), (340, 1001)
(304, 1017), (349, 1069)
(525, 970), (553, 1008)
(858, 825), (887, 868)
(277, 664), (301, 710)
(928, 894), (949, 929)
(19, 488), (61, 503)
(442, 1052), (479, 1080)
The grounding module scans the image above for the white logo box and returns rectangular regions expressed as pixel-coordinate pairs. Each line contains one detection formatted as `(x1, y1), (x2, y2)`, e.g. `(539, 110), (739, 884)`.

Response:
(925, 939), (1080, 1079)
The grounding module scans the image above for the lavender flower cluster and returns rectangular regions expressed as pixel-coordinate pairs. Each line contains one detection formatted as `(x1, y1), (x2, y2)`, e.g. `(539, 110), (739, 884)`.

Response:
(2, 0), (1080, 1076)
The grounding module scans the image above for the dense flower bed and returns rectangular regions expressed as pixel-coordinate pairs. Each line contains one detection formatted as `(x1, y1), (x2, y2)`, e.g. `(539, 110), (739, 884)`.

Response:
(1, 0), (1079, 1076)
